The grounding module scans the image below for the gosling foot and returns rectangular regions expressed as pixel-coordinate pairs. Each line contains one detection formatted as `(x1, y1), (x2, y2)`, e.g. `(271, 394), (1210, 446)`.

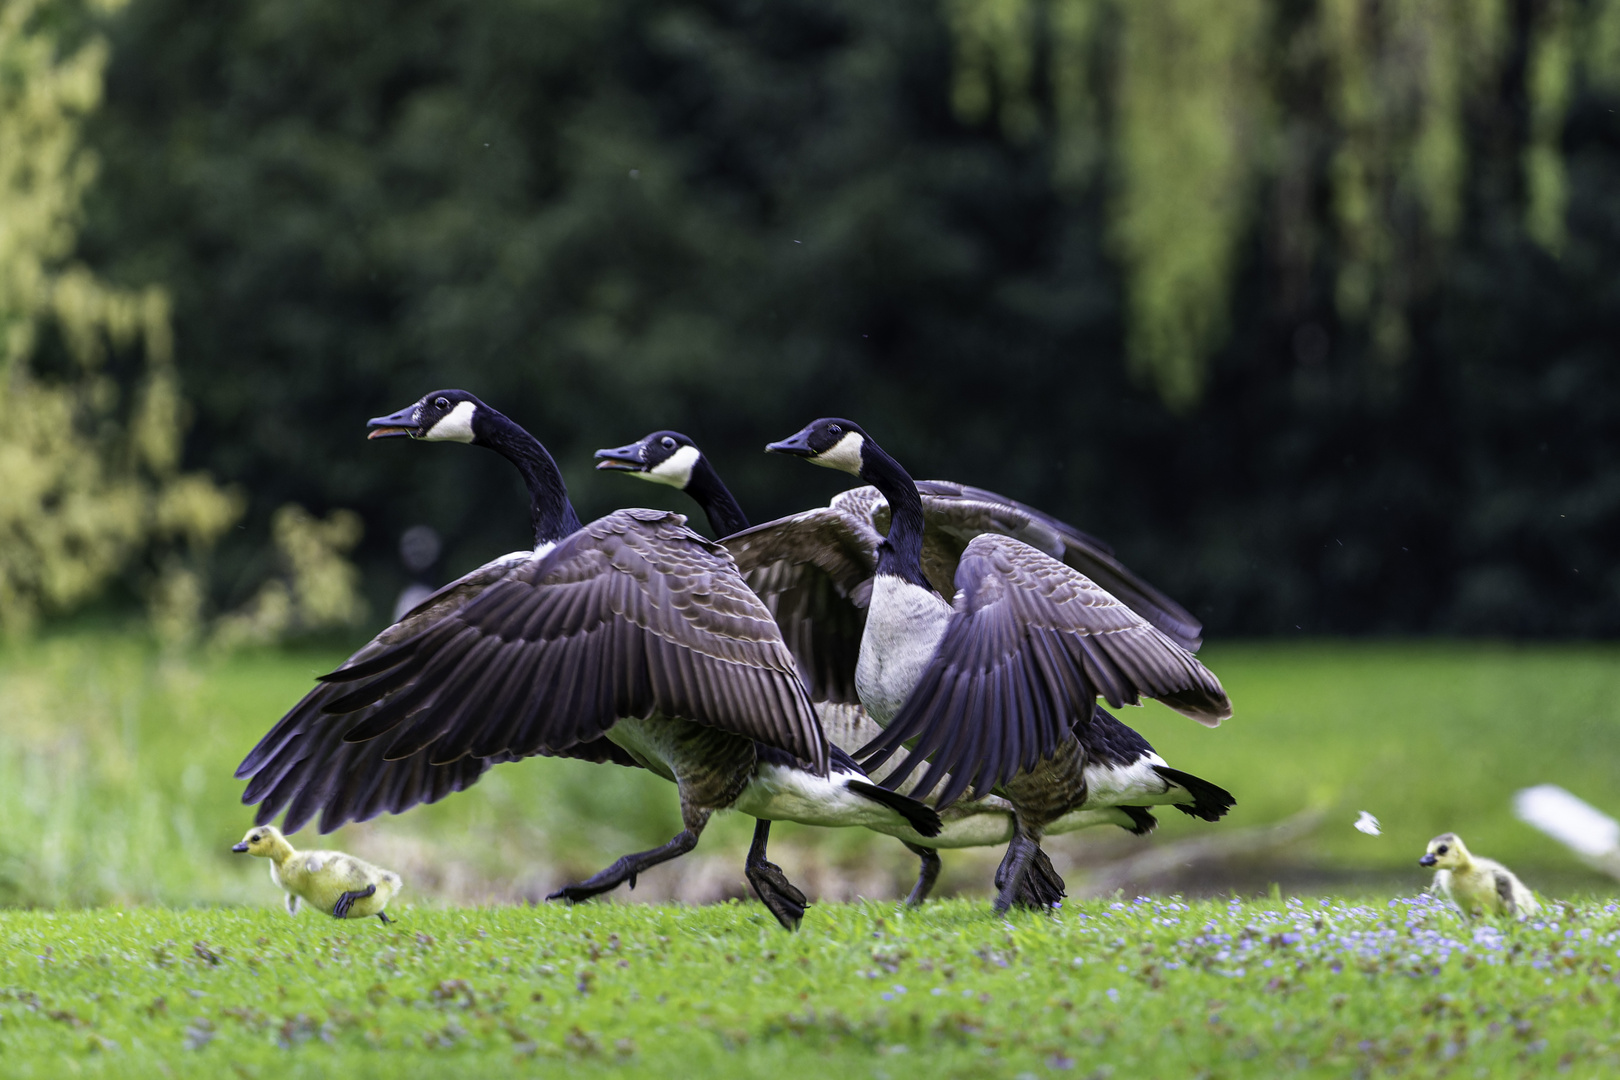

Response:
(376, 911), (392, 925)
(332, 884), (376, 919)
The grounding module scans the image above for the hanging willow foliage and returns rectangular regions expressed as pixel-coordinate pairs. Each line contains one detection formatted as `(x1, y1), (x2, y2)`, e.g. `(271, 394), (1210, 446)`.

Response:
(0, 0), (241, 636)
(945, 0), (1617, 407)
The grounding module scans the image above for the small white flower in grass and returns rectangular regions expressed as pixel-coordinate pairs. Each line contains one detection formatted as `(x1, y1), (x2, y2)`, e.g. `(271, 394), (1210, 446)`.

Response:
(1354, 811), (1382, 836)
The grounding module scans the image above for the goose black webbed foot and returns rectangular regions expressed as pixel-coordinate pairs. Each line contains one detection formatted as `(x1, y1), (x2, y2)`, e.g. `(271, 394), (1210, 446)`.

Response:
(1002, 846), (1066, 910)
(992, 829), (1060, 915)
(547, 828), (702, 905)
(902, 842), (942, 907)
(746, 861), (809, 930)
(744, 819), (808, 930)
(332, 883), (376, 920)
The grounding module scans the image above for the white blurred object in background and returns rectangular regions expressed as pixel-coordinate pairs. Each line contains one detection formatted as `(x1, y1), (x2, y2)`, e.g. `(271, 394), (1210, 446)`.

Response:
(392, 524), (443, 622)
(1513, 784), (1620, 880)
(1353, 811), (1381, 836)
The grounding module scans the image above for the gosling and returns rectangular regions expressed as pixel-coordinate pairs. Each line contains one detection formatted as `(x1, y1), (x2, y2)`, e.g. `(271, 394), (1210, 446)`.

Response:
(232, 826), (402, 923)
(1420, 832), (1539, 920)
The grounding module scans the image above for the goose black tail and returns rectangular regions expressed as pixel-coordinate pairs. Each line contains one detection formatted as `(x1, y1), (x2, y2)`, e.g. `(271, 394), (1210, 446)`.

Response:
(1153, 766), (1236, 822)
(846, 780), (942, 838)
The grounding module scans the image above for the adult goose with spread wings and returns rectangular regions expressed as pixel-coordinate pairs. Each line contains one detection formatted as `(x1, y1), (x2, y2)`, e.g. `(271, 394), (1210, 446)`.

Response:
(235, 392), (942, 930)
(751, 418), (1232, 913)
(596, 429), (1234, 907)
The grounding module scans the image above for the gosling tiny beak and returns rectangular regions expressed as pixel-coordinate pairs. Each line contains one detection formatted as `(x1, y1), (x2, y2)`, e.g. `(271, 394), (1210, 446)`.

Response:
(765, 430), (817, 457)
(231, 842), (250, 853)
(1418, 853), (1436, 867)
(366, 405), (421, 440)
(594, 443), (648, 472)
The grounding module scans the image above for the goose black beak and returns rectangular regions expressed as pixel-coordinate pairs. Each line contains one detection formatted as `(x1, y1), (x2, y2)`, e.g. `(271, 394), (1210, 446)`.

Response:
(594, 443), (649, 473)
(765, 430), (817, 457)
(231, 842), (250, 853)
(1418, 854), (1437, 867)
(366, 405), (422, 440)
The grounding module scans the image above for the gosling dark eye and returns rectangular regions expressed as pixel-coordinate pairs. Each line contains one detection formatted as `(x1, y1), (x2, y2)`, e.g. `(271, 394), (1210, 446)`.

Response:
(435, 397), (449, 410)
(661, 436), (676, 450)
(1436, 845), (1448, 854)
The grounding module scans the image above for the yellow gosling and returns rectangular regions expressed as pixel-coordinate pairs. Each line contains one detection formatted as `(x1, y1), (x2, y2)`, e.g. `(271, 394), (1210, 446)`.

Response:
(232, 826), (402, 923)
(1419, 832), (1539, 920)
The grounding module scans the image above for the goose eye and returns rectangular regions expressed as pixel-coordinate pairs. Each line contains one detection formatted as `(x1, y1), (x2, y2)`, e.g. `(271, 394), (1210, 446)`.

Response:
(1436, 845), (1448, 854)
(435, 397), (449, 410)
(829, 424), (842, 435)
(661, 436), (676, 450)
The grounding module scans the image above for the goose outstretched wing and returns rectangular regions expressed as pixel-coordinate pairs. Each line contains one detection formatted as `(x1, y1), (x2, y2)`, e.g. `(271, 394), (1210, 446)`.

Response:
(858, 534), (1229, 807)
(240, 676), (638, 834)
(723, 503), (880, 706)
(889, 481), (1204, 653)
(238, 509), (826, 810)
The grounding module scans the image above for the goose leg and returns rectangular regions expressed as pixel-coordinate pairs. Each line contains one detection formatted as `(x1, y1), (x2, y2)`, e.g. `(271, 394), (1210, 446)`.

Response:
(332, 883), (376, 919)
(376, 911), (392, 925)
(744, 819), (810, 930)
(548, 806), (712, 904)
(902, 842), (942, 906)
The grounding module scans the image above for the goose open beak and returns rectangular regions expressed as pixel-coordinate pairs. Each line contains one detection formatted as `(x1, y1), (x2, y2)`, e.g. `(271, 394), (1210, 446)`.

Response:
(594, 443), (648, 472)
(1418, 853), (1437, 867)
(231, 842), (250, 853)
(366, 405), (422, 440)
(765, 429), (817, 457)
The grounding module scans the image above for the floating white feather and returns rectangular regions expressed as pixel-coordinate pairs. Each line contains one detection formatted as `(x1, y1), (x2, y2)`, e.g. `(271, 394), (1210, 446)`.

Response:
(1353, 810), (1381, 836)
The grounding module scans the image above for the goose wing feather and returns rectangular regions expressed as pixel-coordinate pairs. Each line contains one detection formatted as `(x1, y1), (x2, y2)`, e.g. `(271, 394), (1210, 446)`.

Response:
(316, 509), (823, 770)
(858, 534), (1229, 806)
(863, 481), (1206, 653)
(723, 504), (880, 705)
(237, 510), (824, 830)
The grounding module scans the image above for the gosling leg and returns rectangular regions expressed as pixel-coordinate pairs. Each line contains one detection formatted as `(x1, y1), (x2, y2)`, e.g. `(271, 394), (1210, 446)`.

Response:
(376, 911), (392, 925)
(548, 806), (712, 904)
(902, 842), (942, 906)
(744, 818), (810, 931)
(332, 883), (376, 920)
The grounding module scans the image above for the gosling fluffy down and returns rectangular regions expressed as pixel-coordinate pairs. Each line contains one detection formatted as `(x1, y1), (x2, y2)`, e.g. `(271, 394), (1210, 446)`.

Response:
(233, 826), (402, 923)
(1420, 832), (1539, 920)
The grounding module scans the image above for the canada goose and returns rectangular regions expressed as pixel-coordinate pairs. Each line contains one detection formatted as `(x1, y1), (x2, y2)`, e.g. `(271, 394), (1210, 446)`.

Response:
(597, 429), (1234, 906)
(232, 825), (402, 922)
(1420, 833), (1539, 919)
(756, 418), (1231, 912)
(236, 391), (940, 931)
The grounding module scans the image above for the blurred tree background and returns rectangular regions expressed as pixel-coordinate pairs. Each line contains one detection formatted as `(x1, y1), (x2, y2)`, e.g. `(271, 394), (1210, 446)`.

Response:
(9, 0), (1620, 637)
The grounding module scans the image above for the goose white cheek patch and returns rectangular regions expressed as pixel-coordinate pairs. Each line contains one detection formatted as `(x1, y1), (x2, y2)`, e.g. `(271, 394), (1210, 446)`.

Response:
(645, 444), (701, 488)
(812, 431), (864, 474)
(423, 400), (477, 443)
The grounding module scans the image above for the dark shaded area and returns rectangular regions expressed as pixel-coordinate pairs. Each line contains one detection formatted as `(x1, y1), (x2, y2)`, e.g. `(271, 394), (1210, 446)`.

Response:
(81, 0), (1620, 635)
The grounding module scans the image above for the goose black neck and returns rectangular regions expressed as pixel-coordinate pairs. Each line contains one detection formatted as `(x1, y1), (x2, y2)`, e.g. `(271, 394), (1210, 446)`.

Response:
(479, 410), (583, 545)
(685, 457), (751, 537)
(858, 440), (933, 591)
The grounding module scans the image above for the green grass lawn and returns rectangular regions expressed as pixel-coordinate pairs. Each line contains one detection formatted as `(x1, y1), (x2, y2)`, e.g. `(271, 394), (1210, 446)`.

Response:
(4, 898), (1620, 1078)
(3, 632), (1618, 909)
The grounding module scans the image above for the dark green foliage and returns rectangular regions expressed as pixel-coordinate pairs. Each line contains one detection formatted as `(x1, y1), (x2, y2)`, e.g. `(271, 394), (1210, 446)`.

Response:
(82, 0), (1620, 634)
